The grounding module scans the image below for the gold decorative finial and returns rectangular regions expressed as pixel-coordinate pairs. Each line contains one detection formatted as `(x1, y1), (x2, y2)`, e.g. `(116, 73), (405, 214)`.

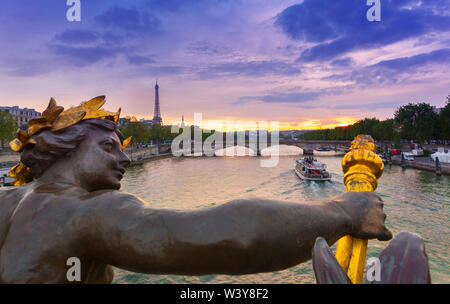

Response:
(335, 134), (384, 284)
(342, 135), (384, 192)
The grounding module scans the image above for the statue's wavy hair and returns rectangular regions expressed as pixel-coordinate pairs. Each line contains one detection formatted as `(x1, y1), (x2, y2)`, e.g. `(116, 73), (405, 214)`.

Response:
(21, 119), (124, 179)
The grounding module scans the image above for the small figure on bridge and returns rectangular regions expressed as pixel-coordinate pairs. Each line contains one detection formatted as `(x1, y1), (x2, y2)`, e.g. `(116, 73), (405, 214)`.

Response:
(0, 97), (392, 283)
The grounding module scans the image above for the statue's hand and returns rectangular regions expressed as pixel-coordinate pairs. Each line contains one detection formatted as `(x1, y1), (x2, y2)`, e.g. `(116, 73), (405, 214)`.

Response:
(335, 192), (392, 241)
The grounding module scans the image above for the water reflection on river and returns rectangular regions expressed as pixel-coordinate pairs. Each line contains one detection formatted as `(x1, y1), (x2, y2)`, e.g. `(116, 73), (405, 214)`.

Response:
(115, 156), (449, 284)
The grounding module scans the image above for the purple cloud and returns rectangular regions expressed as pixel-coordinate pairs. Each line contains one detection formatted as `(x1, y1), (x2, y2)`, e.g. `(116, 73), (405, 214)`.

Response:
(94, 6), (161, 35)
(56, 30), (100, 45)
(275, 0), (450, 62)
(49, 44), (124, 67)
(325, 48), (450, 85)
(197, 60), (301, 78)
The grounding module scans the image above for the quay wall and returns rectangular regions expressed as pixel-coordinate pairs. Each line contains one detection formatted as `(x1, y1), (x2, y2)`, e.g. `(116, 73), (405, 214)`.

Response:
(124, 146), (159, 162)
(391, 159), (450, 175)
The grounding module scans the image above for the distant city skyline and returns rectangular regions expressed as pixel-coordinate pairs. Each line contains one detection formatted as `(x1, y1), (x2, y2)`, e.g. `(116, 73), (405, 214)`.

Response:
(0, 0), (449, 131)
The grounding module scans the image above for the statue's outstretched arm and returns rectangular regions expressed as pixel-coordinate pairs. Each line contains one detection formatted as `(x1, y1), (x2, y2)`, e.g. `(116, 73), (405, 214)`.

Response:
(82, 191), (391, 275)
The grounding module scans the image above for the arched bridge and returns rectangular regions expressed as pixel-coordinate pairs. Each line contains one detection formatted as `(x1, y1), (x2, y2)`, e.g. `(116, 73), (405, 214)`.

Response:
(172, 139), (351, 156)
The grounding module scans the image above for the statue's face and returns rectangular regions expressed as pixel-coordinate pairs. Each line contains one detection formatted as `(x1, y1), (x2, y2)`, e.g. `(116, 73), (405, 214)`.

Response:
(69, 127), (131, 192)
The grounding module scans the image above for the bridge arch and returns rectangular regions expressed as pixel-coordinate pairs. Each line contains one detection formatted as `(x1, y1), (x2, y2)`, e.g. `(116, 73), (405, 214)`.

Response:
(215, 145), (257, 156)
(260, 145), (303, 156)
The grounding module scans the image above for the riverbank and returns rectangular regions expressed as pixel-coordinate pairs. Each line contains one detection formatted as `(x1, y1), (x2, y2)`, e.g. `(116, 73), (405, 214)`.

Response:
(390, 156), (450, 175)
(128, 153), (173, 166)
(0, 152), (19, 164)
(313, 150), (346, 156)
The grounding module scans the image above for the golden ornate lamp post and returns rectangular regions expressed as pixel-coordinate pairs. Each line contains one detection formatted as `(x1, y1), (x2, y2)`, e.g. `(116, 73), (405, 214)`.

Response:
(335, 135), (384, 284)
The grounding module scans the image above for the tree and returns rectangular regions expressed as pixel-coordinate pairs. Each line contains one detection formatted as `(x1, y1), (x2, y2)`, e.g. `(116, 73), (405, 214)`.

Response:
(439, 94), (450, 140)
(160, 125), (178, 142)
(373, 119), (395, 141)
(395, 104), (418, 140)
(297, 98), (449, 142)
(355, 118), (380, 135)
(394, 103), (439, 142)
(0, 111), (18, 148)
(149, 123), (162, 143)
(119, 122), (151, 143)
(298, 118), (383, 141)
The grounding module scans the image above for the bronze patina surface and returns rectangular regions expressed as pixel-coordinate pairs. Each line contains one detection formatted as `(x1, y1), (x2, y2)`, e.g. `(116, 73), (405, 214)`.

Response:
(0, 99), (392, 283)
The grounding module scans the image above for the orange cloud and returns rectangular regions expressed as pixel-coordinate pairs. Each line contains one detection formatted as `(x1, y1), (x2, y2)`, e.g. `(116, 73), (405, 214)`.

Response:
(159, 116), (358, 131)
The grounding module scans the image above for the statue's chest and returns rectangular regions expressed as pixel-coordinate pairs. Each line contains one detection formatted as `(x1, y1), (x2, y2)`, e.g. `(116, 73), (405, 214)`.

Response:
(0, 190), (22, 247)
(0, 230), (76, 283)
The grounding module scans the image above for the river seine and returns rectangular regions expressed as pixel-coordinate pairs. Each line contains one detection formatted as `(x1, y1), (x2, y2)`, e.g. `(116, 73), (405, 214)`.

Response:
(115, 155), (449, 284)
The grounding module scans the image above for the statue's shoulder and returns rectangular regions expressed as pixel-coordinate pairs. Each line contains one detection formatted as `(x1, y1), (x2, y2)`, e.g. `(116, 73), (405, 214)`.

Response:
(28, 183), (139, 201)
(0, 186), (25, 209)
(80, 189), (149, 207)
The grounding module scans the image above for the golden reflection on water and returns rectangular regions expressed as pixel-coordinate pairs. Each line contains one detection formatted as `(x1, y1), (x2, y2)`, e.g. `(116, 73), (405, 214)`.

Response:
(115, 156), (449, 284)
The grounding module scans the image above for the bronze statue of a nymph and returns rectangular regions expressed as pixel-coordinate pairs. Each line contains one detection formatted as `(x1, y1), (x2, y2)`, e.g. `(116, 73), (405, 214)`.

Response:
(0, 97), (392, 283)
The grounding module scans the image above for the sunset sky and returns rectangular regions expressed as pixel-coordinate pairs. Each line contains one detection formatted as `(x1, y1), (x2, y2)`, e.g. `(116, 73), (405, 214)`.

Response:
(0, 0), (449, 130)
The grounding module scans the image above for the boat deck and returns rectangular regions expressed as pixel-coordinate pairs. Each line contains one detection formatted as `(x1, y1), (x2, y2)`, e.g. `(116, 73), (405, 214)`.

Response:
(295, 158), (331, 181)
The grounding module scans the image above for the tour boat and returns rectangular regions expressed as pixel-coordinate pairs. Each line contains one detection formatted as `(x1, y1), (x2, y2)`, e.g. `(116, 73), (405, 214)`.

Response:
(295, 157), (331, 181)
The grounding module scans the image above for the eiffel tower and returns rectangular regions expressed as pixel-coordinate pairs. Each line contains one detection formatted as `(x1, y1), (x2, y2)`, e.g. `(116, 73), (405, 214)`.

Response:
(152, 81), (163, 124)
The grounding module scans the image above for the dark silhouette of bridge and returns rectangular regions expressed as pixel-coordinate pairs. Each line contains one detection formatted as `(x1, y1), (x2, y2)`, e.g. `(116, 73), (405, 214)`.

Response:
(170, 139), (351, 156)
(124, 139), (351, 162)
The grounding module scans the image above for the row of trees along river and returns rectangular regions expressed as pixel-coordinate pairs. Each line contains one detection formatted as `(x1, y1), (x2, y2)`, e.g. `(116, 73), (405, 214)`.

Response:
(118, 124), (216, 144)
(1, 95), (449, 148)
(298, 95), (450, 144)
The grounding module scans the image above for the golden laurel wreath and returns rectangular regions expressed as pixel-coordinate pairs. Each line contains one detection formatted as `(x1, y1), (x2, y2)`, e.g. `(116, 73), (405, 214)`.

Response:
(8, 96), (132, 186)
